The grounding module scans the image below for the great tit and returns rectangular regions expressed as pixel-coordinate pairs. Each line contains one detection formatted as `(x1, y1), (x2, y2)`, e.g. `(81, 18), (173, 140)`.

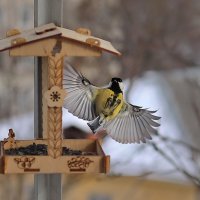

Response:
(63, 64), (160, 144)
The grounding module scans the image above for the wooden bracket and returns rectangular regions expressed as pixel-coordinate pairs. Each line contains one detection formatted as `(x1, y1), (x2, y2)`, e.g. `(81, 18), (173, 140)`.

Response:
(75, 28), (91, 36)
(6, 29), (21, 37)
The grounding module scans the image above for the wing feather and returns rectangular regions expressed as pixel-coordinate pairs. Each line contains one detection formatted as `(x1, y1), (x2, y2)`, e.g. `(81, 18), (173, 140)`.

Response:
(126, 117), (131, 143)
(140, 115), (158, 135)
(104, 102), (160, 144)
(121, 117), (127, 143)
(63, 63), (98, 121)
(73, 95), (84, 117)
(127, 115), (132, 143)
(142, 115), (160, 127)
(112, 118), (120, 142)
(137, 116), (145, 143)
(138, 116), (152, 140)
(138, 116), (152, 142)
(115, 118), (122, 142)
(129, 116), (135, 143)
(144, 112), (161, 120)
(132, 115), (137, 143)
(134, 115), (141, 143)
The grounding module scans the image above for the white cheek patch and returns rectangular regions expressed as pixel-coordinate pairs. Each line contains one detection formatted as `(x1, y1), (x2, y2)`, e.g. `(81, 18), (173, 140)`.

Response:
(119, 82), (124, 91)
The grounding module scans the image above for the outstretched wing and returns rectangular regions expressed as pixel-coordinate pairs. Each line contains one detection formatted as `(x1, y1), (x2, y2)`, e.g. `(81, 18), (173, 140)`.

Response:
(104, 102), (161, 144)
(63, 64), (99, 121)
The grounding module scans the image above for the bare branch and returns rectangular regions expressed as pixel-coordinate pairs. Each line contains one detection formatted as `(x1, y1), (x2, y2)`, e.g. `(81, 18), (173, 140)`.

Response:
(155, 133), (200, 154)
(150, 142), (200, 186)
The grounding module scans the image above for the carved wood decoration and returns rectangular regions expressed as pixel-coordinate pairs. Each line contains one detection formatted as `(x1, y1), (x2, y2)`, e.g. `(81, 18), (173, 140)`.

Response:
(14, 156), (40, 172)
(67, 157), (94, 172)
(45, 56), (65, 158)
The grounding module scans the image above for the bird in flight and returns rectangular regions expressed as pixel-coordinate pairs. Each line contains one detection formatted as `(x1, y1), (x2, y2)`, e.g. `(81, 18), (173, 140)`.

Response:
(63, 64), (160, 144)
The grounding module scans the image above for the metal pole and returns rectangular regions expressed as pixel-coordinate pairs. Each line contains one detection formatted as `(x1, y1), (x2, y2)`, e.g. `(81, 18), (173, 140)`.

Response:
(34, 0), (63, 199)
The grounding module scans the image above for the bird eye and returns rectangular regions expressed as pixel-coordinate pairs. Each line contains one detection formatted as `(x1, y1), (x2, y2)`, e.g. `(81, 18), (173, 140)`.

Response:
(82, 78), (90, 86)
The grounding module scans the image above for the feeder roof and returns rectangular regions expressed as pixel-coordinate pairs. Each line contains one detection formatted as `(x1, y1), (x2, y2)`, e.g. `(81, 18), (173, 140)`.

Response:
(0, 23), (121, 56)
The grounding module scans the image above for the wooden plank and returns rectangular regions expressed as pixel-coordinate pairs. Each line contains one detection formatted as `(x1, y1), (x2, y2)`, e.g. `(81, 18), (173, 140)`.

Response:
(10, 38), (56, 56)
(105, 156), (110, 173)
(96, 140), (110, 173)
(96, 140), (106, 155)
(0, 158), (3, 173)
(0, 142), (3, 173)
(59, 27), (121, 56)
(41, 58), (48, 139)
(4, 155), (105, 174)
(0, 23), (61, 52)
(10, 37), (101, 57)
(61, 38), (101, 57)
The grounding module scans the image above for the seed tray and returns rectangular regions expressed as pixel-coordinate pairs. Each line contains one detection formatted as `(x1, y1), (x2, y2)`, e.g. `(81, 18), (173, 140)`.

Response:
(0, 139), (110, 174)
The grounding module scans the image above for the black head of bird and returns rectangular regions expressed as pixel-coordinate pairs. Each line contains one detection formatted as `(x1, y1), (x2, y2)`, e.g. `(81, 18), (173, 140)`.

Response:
(110, 77), (124, 94)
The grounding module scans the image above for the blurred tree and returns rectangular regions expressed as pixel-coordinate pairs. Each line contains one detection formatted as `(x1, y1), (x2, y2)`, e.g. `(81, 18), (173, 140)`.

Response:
(0, 0), (34, 119)
(64, 0), (200, 82)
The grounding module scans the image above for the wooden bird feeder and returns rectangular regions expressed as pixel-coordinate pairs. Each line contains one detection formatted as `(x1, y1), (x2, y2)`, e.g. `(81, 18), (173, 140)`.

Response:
(0, 23), (120, 174)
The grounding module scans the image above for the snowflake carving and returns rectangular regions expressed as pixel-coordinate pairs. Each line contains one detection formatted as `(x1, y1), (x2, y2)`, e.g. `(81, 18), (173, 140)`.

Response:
(44, 86), (67, 107)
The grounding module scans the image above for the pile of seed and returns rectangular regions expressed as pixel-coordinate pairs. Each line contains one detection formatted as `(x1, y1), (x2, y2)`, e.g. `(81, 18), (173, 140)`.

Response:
(5, 143), (96, 156)
(5, 143), (48, 155)
(62, 147), (96, 155)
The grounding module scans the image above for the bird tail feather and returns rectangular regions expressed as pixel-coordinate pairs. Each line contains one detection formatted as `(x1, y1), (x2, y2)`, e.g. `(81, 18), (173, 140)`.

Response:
(87, 116), (102, 133)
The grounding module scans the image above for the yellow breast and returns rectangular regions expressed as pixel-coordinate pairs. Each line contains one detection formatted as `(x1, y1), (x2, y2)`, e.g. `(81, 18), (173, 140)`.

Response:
(95, 89), (123, 120)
